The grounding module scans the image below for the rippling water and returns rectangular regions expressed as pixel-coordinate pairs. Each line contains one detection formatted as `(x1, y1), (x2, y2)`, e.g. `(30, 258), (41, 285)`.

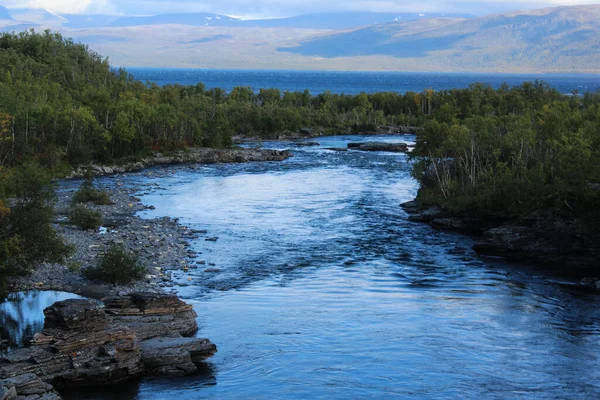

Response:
(112, 135), (599, 399)
(4, 135), (600, 399)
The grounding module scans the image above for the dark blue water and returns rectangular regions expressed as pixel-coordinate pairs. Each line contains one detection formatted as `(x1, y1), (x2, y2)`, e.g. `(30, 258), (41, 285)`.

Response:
(101, 136), (599, 399)
(128, 69), (600, 95)
(3, 136), (600, 399)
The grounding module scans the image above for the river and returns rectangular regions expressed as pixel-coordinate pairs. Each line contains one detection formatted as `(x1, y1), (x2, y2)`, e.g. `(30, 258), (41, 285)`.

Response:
(4, 135), (600, 399)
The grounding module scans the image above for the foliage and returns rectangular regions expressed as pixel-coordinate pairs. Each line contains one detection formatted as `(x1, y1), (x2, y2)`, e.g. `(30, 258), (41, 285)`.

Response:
(68, 204), (103, 230)
(72, 176), (112, 205)
(409, 82), (600, 222)
(1, 29), (599, 230)
(0, 163), (71, 284)
(83, 243), (145, 285)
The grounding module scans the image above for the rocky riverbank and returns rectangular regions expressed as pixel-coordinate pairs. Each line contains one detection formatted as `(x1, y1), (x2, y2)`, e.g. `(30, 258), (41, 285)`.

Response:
(9, 178), (214, 298)
(233, 125), (421, 143)
(67, 147), (292, 178)
(0, 293), (216, 399)
(401, 201), (600, 289)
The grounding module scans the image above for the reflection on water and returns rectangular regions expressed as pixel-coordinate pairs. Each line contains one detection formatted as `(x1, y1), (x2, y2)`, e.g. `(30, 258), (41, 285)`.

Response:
(0, 291), (83, 354)
(4, 135), (600, 399)
(116, 135), (600, 399)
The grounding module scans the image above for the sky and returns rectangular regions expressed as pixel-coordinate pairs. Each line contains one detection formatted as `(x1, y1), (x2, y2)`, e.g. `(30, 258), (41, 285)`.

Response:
(3, 0), (599, 18)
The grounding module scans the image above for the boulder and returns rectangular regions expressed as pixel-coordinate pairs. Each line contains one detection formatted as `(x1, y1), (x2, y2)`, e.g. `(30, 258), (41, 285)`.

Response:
(292, 141), (320, 147)
(0, 374), (59, 400)
(140, 337), (217, 376)
(0, 293), (216, 397)
(348, 142), (408, 152)
(103, 292), (198, 340)
(43, 299), (107, 332)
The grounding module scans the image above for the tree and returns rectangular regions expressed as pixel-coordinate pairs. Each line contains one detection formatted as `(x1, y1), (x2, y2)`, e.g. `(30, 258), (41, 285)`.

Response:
(0, 163), (71, 286)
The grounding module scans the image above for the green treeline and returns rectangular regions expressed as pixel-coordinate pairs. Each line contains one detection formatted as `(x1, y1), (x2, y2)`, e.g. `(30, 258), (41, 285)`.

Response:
(0, 30), (599, 220)
(0, 30), (408, 170)
(410, 82), (600, 221)
(0, 29), (600, 282)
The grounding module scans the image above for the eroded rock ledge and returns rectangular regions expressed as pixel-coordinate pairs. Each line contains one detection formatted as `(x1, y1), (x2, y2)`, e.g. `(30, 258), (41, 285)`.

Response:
(401, 200), (600, 279)
(68, 148), (292, 178)
(0, 293), (216, 399)
(348, 142), (409, 153)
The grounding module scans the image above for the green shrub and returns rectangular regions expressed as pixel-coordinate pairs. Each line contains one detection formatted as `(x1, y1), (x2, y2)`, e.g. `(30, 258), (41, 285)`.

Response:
(84, 244), (146, 285)
(68, 205), (103, 230)
(0, 164), (72, 285)
(72, 177), (112, 205)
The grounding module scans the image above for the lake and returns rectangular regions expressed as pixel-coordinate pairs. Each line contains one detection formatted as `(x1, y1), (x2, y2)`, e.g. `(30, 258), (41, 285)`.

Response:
(127, 69), (600, 95)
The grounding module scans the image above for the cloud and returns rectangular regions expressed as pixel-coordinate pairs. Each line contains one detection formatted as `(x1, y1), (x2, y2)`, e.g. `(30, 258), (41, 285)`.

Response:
(3, 0), (600, 17)
(3, 0), (117, 14)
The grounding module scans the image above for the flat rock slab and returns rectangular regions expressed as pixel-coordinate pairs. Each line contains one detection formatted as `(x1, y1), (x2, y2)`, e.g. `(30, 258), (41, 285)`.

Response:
(348, 142), (408, 152)
(140, 337), (217, 376)
(0, 293), (215, 398)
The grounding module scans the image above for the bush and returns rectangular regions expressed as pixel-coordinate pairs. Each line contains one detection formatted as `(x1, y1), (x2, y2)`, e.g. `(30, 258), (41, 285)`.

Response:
(84, 244), (146, 285)
(72, 176), (112, 205)
(68, 205), (103, 230)
(0, 164), (72, 285)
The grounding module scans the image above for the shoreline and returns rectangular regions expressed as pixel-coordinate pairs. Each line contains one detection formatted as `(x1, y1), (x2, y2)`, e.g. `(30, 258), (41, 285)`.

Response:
(9, 182), (206, 298)
(401, 200), (600, 290)
(233, 125), (421, 143)
(66, 147), (292, 179)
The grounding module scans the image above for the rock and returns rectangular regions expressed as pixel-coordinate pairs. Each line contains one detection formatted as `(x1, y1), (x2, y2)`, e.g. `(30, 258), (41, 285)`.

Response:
(374, 125), (421, 134)
(407, 208), (442, 223)
(293, 141), (320, 147)
(473, 214), (600, 269)
(0, 374), (59, 400)
(430, 218), (469, 231)
(581, 278), (600, 290)
(0, 294), (215, 396)
(0, 381), (17, 400)
(347, 142), (408, 152)
(43, 299), (106, 332)
(325, 148), (348, 152)
(103, 292), (199, 339)
(299, 127), (315, 136)
(400, 200), (420, 213)
(139, 337), (217, 376)
(68, 148), (293, 179)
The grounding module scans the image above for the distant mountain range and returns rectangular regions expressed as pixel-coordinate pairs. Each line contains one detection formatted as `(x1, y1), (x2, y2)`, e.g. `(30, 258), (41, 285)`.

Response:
(0, 5), (598, 73)
(281, 5), (600, 61)
(0, 5), (12, 20)
(0, 8), (474, 30)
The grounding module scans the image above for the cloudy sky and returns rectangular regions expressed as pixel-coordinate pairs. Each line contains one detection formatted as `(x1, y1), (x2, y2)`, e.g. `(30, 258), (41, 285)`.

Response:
(4, 0), (598, 18)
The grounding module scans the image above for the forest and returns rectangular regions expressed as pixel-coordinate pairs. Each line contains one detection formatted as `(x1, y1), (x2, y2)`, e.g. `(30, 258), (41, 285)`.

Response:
(1, 30), (600, 282)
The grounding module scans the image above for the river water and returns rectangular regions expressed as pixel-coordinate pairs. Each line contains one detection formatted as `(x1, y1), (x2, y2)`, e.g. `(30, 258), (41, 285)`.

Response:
(4, 135), (600, 399)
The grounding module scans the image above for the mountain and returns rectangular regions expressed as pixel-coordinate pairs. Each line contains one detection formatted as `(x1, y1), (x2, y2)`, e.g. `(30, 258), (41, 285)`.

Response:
(105, 11), (474, 29)
(0, 5), (12, 20)
(279, 5), (600, 71)
(8, 8), (66, 25)
(62, 14), (120, 29)
(0, 5), (598, 73)
(108, 13), (239, 27)
(1, 9), (473, 30)
(236, 12), (474, 29)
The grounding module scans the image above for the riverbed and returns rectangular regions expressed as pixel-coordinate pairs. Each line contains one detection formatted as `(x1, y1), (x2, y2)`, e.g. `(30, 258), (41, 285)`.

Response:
(4, 135), (600, 399)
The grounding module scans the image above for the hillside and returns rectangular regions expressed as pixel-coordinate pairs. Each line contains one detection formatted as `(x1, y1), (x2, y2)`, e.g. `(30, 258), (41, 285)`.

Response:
(281, 5), (600, 72)
(0, 5), (598, 72)
(0, 8), (473, 30)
